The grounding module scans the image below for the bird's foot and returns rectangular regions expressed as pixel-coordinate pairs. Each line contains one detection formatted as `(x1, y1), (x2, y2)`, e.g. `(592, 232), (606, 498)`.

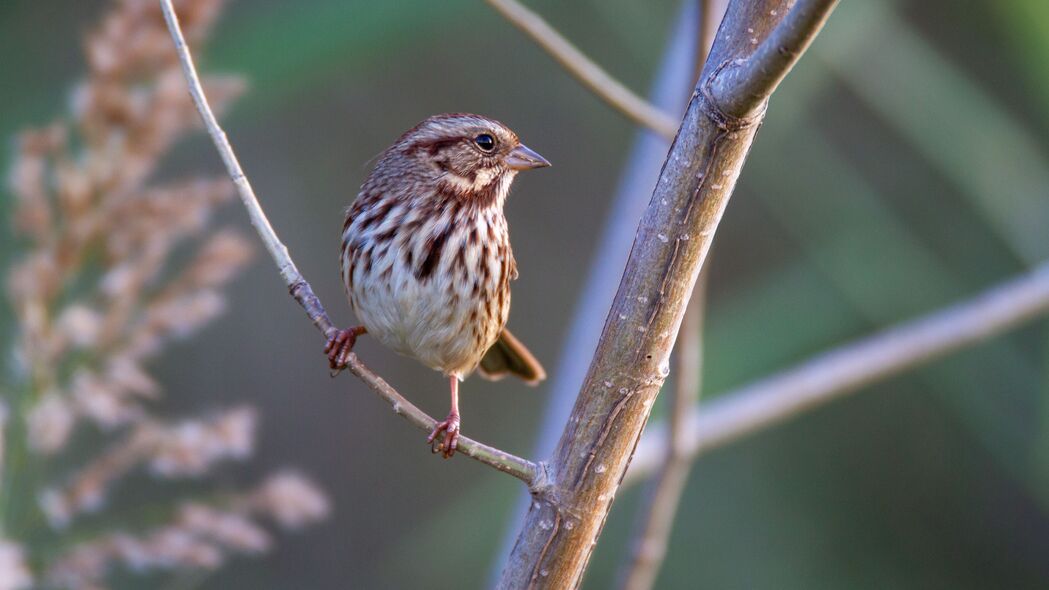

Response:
(427, 412), (461, 459)
(324, 326), (366, 375)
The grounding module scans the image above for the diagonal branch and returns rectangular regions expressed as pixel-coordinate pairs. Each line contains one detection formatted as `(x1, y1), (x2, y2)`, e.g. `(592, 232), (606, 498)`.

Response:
(483, 0), (679, 139)
(617, 2), (725, 586)
(497, 1), (840, 586)
(489, 5), (704, 582)
(160, 0), (538, 488)
(625, 260), (1049, 486)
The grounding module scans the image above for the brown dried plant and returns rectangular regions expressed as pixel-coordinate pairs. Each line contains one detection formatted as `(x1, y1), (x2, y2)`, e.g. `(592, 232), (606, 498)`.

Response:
(1, 1), (328, 588)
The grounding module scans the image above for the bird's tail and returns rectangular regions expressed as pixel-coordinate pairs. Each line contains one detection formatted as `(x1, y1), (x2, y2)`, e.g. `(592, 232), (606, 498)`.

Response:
(477, 328), (546, 385)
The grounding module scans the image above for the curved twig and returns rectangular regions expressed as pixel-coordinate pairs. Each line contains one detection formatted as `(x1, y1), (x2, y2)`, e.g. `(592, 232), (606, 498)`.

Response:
(160, 0), (538, 488)
(484, 0), (679, 139)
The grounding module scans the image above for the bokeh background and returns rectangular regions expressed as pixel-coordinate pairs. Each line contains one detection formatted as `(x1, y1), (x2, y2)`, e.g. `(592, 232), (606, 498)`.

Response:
(3, 0), (1049, 587)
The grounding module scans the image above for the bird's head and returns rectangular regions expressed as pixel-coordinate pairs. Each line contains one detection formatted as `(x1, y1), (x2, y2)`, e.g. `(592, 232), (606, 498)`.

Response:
(388, 113), (550, 205)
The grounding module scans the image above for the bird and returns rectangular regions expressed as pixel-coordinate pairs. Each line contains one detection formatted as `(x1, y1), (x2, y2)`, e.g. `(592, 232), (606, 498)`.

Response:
(325, 113), (550, 458)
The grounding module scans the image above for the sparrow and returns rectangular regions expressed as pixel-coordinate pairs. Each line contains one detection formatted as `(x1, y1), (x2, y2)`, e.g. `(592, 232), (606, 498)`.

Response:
(325, 113), (549, 457)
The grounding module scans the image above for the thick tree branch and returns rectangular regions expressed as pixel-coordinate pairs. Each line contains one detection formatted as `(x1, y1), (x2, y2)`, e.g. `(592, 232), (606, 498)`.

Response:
(618, 2), (724, 585)
(483, 0), (678, 140)
(490, 6), (703, 582)
(625, 261), (1049, 486)
(497, 1), (838, 587)
(160, 0), (538, 488)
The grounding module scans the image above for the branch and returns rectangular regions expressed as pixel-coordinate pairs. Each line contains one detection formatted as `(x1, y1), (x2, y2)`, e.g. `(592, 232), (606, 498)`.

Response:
(497, 1), (838, 587)
(489, 5), (704, 582)
(618, 283), (705, 590)
(625, 261), (1049, 486)
(483, 0), (678, 139)
(708, 0), (839, 119)
(618, 2), (725, 585)
(160, 0), (538, 488)
(160, 1), (331, 336)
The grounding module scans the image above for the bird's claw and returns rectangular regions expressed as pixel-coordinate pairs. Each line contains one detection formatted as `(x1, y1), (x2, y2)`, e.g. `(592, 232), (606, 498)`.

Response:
(427, 412), (461, 459)
(325, 326), (365, 375)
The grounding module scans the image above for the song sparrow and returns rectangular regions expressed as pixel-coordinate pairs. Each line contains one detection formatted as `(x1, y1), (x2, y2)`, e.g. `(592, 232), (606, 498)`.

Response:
(326, 113), (549, 458)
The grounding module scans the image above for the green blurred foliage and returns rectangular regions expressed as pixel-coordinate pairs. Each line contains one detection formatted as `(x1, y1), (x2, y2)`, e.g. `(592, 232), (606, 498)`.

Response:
(2, 0), (1048, 588)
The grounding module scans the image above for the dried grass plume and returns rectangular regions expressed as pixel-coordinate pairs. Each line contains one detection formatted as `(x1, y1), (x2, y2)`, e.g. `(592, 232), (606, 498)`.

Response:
(2, 1), (328, 587)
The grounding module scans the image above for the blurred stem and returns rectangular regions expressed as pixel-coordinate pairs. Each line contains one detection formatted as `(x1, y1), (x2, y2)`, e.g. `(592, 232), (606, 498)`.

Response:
(817, 1), (1049, 266)
(625, 261), (1049, 485)
(483, 0), (678, 139)
(160, 0), (540, 489)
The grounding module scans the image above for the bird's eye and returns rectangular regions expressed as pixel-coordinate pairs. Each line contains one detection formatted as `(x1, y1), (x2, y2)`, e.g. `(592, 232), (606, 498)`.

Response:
(474, 134), (496, 152)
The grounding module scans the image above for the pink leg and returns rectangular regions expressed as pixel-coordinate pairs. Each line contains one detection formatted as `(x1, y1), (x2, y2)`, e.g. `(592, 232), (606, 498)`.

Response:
(324, 326), (367, 374)
(427, 376), (461, 458)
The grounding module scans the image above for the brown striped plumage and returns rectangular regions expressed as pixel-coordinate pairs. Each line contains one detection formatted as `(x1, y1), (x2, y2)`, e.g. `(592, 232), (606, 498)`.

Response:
(327, 114), (549, 457)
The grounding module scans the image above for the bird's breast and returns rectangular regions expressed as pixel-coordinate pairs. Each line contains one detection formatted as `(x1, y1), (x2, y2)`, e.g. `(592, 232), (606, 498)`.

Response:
(341, 198), (513, 376)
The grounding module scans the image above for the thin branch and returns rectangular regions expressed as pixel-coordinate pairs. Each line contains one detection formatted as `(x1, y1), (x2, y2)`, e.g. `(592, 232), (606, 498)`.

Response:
(160, 0), (538, 488)
(625, 261), (1049, 486)
(160, 1), (332, 336)
(483, 0), (679, 140)
(708, 0), (839, 118)
(342, 355), (540, 483)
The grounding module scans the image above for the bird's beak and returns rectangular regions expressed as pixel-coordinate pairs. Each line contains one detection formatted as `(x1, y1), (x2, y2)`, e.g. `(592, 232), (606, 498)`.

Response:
(506, 144), (551, 171)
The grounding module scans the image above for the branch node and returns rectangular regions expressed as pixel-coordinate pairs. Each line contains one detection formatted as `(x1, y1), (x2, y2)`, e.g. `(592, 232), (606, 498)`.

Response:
(700, 59), (768, 132)
(529, 461), (556, 497)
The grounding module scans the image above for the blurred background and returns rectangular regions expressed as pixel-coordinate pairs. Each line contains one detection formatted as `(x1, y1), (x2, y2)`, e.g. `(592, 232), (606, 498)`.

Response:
(3, 0), (1049, 588)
